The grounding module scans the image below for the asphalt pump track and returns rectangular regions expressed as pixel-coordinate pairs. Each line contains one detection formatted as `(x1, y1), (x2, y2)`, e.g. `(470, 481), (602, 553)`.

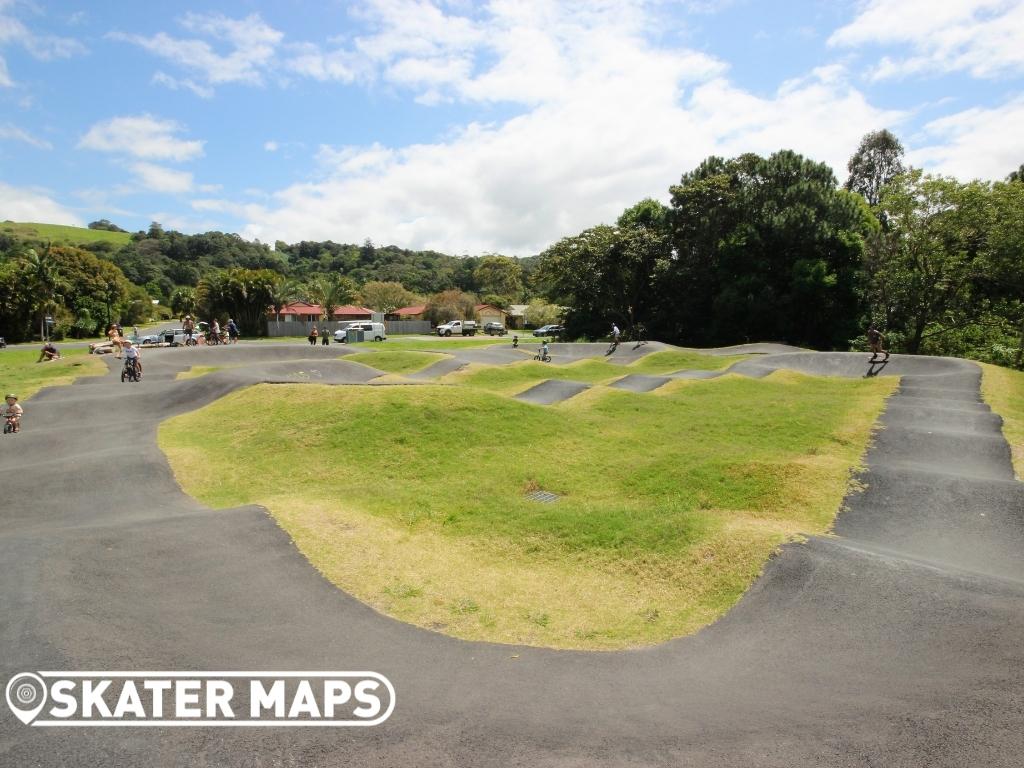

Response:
(1, 343), (1022, 766)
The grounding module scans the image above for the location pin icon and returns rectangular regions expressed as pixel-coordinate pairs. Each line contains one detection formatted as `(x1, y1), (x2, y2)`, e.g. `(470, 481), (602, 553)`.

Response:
(6, 673), (47, 725)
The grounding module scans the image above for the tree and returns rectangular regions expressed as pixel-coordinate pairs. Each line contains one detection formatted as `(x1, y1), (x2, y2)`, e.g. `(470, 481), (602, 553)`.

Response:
(170, 286), (198, 318)
(304, 274), (358, 324)
(21, 244), (69, 341)
(845, 129), (906, 209)
(360, 281), (415, 314)
(88, 219), (126, 232)
(198, 268), (283, 335)
(268, 278), (300, 329)
(864, 170), (993, 354)
(667, 152), (872, 348)
(524, 298), (562, 328)
(1008, 164), (1024, 184)
(536, 199), (672, 340)
(473, 256), (522, 306)
(424, 289), (477, 325)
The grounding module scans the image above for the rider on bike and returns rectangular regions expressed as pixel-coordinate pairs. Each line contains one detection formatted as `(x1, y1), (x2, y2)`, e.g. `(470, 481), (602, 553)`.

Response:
(125, 342), (142, 376)
(4, 393), (22, 433)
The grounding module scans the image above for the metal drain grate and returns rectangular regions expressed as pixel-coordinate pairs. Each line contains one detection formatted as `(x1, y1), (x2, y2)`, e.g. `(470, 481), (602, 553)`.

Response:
(525, 490), (559, 503)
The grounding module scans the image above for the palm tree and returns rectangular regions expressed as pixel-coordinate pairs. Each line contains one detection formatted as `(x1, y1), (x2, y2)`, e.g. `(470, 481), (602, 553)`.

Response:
(305, 275), (357, 328)
(20, 244), (68, 341)
(268, 277), (300, 335)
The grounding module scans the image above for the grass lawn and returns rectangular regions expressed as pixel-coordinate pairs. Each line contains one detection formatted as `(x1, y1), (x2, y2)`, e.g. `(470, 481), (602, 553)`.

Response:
(348, 337), (510, 352)
(176, 365), (227, 380)
(160, 368), (895, 649)
(1, 221), (132, 247)
(628, 349), (749, 374)
(980, 362), (1024, 478)
(0, 348), (106, 400)
(344, 350), (448, 375)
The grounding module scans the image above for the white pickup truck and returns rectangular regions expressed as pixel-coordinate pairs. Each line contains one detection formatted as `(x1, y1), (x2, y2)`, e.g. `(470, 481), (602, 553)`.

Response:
(436, 320), (478, 337)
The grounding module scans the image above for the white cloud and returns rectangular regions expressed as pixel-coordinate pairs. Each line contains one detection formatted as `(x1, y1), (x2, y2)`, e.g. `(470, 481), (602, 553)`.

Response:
(907, 95), (1024, 180)
(152, 71), (214, 99)
(78, 115), (204, 161)
(239, 16), (902, 254)
(130, 162), (194, 194)
(0, 182), (82, 225)
(0, 122), (52, 149)
(830, 0), (1024, 80)
(264, 140), (279, 152)
(111, 12), (283, 93)
(0, 2), (85, 86)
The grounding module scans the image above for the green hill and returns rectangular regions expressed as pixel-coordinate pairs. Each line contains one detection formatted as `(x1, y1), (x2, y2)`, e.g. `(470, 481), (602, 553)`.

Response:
(1, 221), (133, 247)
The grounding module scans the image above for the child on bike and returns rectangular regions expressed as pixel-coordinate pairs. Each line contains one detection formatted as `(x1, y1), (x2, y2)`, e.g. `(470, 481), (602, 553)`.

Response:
(125, 342), (142, 375)
(4, 393), (22, 433)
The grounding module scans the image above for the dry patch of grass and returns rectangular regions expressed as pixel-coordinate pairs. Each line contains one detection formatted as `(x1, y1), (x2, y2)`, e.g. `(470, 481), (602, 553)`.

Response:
(979, 362), (1024, 478)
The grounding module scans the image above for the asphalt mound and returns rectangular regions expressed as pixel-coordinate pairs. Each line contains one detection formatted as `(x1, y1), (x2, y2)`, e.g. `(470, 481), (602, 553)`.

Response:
(514, 379), (591, 404)
(609, 374), (671, 392)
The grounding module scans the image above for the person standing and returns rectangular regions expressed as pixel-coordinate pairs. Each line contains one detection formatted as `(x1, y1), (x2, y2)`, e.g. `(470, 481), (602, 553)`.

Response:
(227, 318), (240, 343)
(321, 326), (330, 345)
(308, 326), (319, 346)
(107, 324), (123, 359)
(867, 325), (889, 361)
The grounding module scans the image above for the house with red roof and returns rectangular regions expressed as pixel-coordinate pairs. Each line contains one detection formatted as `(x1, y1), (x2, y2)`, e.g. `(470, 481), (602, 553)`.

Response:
(388, 304), (428, 320)
(272, 301), (374, 323)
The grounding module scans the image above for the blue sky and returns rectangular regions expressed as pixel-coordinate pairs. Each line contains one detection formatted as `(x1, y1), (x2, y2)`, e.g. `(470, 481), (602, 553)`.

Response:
(1, 0), (1022, 255)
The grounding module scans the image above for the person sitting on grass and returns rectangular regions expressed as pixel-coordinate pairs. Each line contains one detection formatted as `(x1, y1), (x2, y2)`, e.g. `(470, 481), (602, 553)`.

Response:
(4, 393), (22, 433)
(38, 342), (60, 362)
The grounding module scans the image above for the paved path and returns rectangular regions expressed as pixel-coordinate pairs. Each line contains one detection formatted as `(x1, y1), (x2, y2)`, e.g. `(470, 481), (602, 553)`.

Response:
(2, 344), (1022, 766)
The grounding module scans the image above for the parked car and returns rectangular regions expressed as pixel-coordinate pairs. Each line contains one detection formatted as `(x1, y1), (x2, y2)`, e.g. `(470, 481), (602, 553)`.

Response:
(436, 320), (478, 337)
(532, 324), (564, 337)
(483, 322), (507, 336)
(334, 321), (387, 342)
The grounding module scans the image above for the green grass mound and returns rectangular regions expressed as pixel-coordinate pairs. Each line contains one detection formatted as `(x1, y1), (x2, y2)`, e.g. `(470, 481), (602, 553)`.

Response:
(344, 350), (446, 375)
(160, 370), (895, 649)
(2, 221), (132, 247)
(447, 350), (746, 394)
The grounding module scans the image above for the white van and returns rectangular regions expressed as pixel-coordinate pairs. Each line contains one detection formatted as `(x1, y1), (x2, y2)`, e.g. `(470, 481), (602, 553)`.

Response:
(335, 322), (387, 342)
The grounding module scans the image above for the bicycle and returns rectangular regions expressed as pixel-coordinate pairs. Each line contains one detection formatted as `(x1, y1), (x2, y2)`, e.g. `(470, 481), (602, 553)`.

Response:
(121, 357), (141, 383)
(3, 414), (18, 434)
(534, 347), (551, 362)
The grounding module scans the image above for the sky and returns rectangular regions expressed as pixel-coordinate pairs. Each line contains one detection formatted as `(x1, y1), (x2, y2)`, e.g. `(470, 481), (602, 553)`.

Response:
(1, 0), (1022, 256)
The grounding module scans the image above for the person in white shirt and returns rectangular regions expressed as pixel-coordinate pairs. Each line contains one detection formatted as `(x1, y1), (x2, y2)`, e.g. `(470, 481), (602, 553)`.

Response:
(125, 342), (142, 375)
